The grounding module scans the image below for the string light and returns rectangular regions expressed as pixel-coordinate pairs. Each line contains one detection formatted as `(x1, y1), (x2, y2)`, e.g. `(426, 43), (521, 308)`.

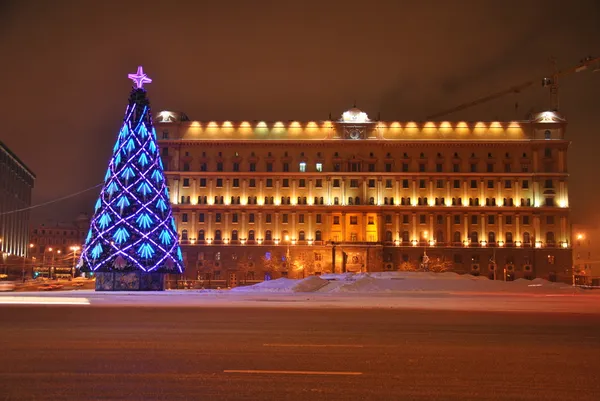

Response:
(80, 67), (183, 274)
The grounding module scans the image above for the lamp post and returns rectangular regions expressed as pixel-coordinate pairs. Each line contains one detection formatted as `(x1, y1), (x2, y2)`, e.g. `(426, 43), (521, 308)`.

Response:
(284, 235), (291, 271)
(22, 243), (34, 282)
(69, 246), (81, 278)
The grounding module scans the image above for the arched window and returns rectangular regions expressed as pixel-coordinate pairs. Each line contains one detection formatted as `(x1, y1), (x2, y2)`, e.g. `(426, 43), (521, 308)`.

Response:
(453, 231), (461, 244)
(265, 230), (272, 241)
(523, 232), (531, 244)
(488, 231), (496, 244)
(314, 196), (319, 205)
(315, 230), (322, 241)
(470, 231), (478, 244)
(181, 229), (188, 241)
(385, 231), (393, 242)
(436, 229), (444, 243)
(390, 197), (394, 205)
(402, 231), (410, 242)
(334, 197), (339, 205)
(319, 197), (324, 205)
(215, 230), (222, 241)
(299, 231), (306, 241)
(198, 230), (205, 241)
(469, 198), (474, 206)
(452, 198), (457, 206)
(369, 197), (375, 205)
(231, 230), (238, 241)
(348, 197), (353, 205)
(281, 196), (286, 205)
(384, 197), (389, 205)
(505, 232), (513, 244)
(475, 198), (480, 206)
(248, 230), (255, 241)
(546, 231), (555, 244)
(355, 196), (360, 205)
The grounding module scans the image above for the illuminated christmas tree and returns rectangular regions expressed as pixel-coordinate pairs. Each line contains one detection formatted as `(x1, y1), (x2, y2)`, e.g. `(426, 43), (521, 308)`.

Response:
(80, 66), (184, 290)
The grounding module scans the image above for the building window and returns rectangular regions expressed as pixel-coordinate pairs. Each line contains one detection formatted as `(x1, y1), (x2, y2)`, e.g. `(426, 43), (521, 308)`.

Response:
(215, 213), (222, 223)
(386, 179), (393, 189)
(233, 162), (240, 172)
(453, 163), (460, 173)
(282, 179), (289, 188)
(385, 163), (392, 172)
(282, 214), (288, 224)
(333, 179), (340, 187)
(266, 162), (273, 172)
(488, 215), (495, 224)
(266, 214), (272, 223)
(216, 178), (223, 188)
(315, 179), (323, 188)
(419, 180), (426, 189)
(316, 163), (323, 172)
(333, 216), (340, 225)
(182, 214), (188, 223)
(316, 214), (322, 224)
(402, 179), (409, 189)
(350, 179), (359, 188)
(368, 216), (374, 225)
(183, 178), (190, 187)
(470, 180), (477, 189)
(546, 216), (555, 225)
(299, 162), (306, 172)
(283, 163), (290, 172)
(199, 213), (205, 223)
(232, 178), (240, 188)
(453, 180), (460, 189)
(350, 216), (358, 225)
(266, 178), (273, 187)
(523, 216), (530, 225)
(470, 163), (477, 173)
(402, 163), (409, 172)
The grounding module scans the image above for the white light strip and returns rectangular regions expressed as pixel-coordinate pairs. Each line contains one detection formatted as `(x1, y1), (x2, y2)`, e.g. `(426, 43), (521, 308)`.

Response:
(0, 297), (90, 305)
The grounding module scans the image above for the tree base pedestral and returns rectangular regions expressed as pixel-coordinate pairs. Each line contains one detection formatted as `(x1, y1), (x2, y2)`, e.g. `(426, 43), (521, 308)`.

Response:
(94, 271), (165, 291)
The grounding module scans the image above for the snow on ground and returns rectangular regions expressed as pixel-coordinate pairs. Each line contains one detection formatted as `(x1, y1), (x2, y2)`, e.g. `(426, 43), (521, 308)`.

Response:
(1, 272), (597, 314)
(231, 272), (579, 295)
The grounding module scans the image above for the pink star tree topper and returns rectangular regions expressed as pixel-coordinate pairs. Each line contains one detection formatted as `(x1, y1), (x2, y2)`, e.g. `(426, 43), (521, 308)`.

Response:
(128, 66), (152, 89)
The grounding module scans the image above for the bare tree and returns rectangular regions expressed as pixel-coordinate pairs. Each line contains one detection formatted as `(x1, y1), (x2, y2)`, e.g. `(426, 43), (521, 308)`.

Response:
(397, 260), (419, 272)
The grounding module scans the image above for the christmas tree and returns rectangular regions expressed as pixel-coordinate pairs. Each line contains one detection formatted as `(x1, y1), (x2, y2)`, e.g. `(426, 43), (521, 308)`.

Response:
(80, 66), (184, 290)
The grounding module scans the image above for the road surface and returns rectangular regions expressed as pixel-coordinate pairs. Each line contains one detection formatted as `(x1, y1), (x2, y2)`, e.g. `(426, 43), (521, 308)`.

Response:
(0, 306), (598, 400)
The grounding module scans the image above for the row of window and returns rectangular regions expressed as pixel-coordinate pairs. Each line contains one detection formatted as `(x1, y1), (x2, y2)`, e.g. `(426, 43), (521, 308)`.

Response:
(166, 150), (557, 173)
(180, 229), (557, 245)
(180, 177), (555, 190)
(181, 211), (554, 226)
(181, 195), (553, 207)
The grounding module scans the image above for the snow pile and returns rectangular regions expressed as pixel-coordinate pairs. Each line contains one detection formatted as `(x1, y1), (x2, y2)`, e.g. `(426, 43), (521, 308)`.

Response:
(231, 276), (329, 293)
(235, 272), (579, 294)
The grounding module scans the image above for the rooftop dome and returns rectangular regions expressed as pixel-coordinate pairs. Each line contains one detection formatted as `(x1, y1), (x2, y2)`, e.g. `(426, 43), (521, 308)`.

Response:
(341, 106), (369, 123)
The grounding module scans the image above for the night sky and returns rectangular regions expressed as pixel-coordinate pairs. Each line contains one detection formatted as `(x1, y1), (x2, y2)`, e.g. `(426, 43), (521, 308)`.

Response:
(1, 0), (599, 224)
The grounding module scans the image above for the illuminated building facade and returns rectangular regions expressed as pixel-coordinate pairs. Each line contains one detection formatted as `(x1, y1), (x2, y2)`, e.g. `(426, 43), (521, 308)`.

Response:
(0, 141), (35, 258)
(157, 108), (572, 285)
(572, 223), (600, 285)
(29, 214), (89, 278)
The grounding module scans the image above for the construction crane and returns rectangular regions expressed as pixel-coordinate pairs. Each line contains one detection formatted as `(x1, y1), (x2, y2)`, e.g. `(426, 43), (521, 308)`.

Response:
(426, 55), (600, 120)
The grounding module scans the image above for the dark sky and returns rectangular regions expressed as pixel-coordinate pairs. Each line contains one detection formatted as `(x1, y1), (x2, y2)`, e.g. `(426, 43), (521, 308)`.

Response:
(1, 0), (599, 224)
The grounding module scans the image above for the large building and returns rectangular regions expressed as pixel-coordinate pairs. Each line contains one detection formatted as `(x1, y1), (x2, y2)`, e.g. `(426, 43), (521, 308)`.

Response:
(156, 107), (572, 286)
(0, 141), (35, 258)
(29, 213), (90, 278)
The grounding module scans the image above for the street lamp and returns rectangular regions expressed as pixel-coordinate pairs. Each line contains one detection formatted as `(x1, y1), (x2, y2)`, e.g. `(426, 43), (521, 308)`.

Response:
(284, 235), (291, 271)
(69, 246), (81, 278)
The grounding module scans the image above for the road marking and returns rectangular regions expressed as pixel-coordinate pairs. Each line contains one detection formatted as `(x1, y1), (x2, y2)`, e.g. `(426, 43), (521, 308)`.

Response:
(224, 370), (362, 376)
(263, 343), (364, 348)
(0, 297), (90, 305)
